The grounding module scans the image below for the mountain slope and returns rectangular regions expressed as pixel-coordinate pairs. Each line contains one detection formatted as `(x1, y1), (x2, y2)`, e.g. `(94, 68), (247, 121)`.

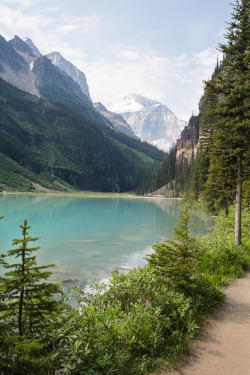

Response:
(0, 35), (114, 125)
(22, 37), (41, 55)
(107, 94), (187, 152)
(46, 51), (91, 102)
(0, 78), (164, 192)
(94, 102), (137, 139)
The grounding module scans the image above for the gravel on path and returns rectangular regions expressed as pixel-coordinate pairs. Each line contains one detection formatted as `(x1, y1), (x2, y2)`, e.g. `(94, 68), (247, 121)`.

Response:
(160, 270), (250, 375)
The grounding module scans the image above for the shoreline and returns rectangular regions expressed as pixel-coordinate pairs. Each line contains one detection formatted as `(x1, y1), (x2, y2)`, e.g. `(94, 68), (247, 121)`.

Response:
(1, 190), (181, 199)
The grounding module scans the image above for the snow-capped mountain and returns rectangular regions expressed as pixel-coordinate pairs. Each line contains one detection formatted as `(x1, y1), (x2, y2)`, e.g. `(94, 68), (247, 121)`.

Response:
(94, 102), (137, 139)
(107, 94), (187, 152)
(46, 52), (91, 102)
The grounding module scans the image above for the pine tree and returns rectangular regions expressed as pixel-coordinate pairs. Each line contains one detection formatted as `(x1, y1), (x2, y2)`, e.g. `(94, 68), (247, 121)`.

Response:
(146, 207), (199, 291)
(0, 219), (68, 373)
(202, 0), (250, 244)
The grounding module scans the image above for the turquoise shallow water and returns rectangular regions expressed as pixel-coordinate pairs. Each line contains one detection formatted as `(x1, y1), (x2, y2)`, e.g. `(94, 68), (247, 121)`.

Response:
(0, 194), (213, 287)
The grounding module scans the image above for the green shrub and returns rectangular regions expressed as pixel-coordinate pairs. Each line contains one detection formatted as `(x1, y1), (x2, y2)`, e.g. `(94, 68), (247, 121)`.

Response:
(198, 205), (250, 286)
(58, 264), (223, 374)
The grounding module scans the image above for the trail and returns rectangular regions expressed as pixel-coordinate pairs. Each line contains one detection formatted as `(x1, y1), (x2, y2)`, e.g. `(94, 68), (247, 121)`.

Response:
(160, 270), (250, 375)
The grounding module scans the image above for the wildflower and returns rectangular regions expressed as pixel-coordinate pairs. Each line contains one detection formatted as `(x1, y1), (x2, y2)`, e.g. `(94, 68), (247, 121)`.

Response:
(146, 299), (151, 307)
(142, 292), (146, 300)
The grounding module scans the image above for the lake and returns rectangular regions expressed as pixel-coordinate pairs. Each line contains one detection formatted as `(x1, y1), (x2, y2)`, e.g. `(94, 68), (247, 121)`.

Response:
(0, 194), (213, 287)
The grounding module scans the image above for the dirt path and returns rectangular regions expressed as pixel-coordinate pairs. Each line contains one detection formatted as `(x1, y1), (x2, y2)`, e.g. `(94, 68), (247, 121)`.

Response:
(160, 270), (250, 375)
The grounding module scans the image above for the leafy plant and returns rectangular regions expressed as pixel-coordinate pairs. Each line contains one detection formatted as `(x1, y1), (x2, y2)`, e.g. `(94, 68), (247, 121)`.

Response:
(199, 205), (250, 286)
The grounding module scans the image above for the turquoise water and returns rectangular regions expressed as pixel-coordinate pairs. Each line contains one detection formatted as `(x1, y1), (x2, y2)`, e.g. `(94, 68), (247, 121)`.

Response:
(0, 194), (213, 287)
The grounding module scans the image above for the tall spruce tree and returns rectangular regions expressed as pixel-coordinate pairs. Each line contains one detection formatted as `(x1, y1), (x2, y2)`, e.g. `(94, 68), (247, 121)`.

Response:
(202, 0), (250, 244)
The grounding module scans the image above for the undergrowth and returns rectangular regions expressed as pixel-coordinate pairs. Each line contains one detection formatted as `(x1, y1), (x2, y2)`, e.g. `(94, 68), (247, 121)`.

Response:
(1, 204), (249, 374)
(55, 204), (249, 374)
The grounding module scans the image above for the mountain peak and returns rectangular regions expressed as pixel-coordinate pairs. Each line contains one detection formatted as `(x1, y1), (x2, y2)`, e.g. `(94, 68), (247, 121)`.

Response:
(0, 34), (26, 72)
(94, 102), (138, 139)
(23, 38), (41, 55)
(9, 35), (35, 57)
(46, 51), (91, 102)
(107, 94), (187, 152)
(107, 93), (162, 114)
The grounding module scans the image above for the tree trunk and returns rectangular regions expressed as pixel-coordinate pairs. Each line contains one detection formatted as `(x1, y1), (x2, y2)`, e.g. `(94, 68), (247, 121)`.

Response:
(18, 236), (26, 336)
(18, 288), (24, 336)
(235, 153), (242, 245)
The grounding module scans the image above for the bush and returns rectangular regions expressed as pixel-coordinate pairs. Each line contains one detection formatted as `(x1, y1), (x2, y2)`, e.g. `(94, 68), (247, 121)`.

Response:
(198, 205), (250, 286)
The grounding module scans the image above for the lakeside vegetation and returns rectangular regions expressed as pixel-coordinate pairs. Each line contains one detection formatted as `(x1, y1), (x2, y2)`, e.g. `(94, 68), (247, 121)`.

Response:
(0, 1), (249, 374)
(0, 203), (249, 374)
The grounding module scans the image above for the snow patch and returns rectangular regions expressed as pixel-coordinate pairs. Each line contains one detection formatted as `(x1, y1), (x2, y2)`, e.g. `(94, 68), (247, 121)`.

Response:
(107, 94), (145, 113)
(151, 138), (174, 153)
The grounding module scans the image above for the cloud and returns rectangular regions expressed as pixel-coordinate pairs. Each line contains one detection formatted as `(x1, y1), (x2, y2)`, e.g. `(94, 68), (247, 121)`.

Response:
(63, 43), (219, 121)
(56, 24), (79, 34)
(45, 6), (60, 12)
(3, 0), (37, 6)
(0, 2), (220, 121)
(0, 5), (55, 35)
(55, 15), (100, 35)
(195, 48), (220, 67)
(0, 3), (100, 56)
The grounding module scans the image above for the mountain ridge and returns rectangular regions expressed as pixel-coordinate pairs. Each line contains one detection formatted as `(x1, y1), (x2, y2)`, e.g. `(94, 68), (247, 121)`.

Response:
(0, 34), (166, 193)
(94, 102), (137, 139)
(46, 51), (92, 102)
(0, 76), (164, 192)
(107, 94), (187, 152)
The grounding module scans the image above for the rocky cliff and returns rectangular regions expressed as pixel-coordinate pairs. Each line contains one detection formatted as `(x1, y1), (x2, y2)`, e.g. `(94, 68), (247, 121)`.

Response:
(176, 94), (206, 163)
(0, 35), (94, 115)
(107, 94), (186, 152)
(0, 35), (40, 97)
(176, 114), (200, 163)
(46, 51), (92, 103)
(94, 102), (137, 139)
(22, 37), (41, 56)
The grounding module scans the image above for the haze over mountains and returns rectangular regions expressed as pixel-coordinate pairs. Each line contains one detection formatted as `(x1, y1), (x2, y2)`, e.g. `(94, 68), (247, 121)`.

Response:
(107, 94), (187, 152)
(93, 102), (137, 139)
(0, 34), (166, 192)
(0, 34), (186, 152)
(0, 33), (188, 193)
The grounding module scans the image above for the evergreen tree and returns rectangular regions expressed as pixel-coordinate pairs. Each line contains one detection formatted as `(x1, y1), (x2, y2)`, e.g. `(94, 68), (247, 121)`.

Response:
(0, 219), (68, 373)
(146, 207), (199, 291)
(151, 147), (177, 192)
(192, 147), (210, 200)
(202, 0), (250, 244)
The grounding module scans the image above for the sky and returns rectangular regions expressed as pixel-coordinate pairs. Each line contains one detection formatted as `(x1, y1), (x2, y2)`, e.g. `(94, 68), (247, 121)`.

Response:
(1, 0), (233, 120)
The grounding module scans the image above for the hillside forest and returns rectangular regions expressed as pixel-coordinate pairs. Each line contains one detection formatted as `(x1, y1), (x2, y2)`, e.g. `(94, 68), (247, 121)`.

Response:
(0, 1), (249, 374)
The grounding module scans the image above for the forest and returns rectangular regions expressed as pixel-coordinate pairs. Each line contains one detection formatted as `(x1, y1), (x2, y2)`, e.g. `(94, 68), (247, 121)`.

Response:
(0, 78), (165, 193)
(0, 0), (249, 374)
(153, 0), (249, 245)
